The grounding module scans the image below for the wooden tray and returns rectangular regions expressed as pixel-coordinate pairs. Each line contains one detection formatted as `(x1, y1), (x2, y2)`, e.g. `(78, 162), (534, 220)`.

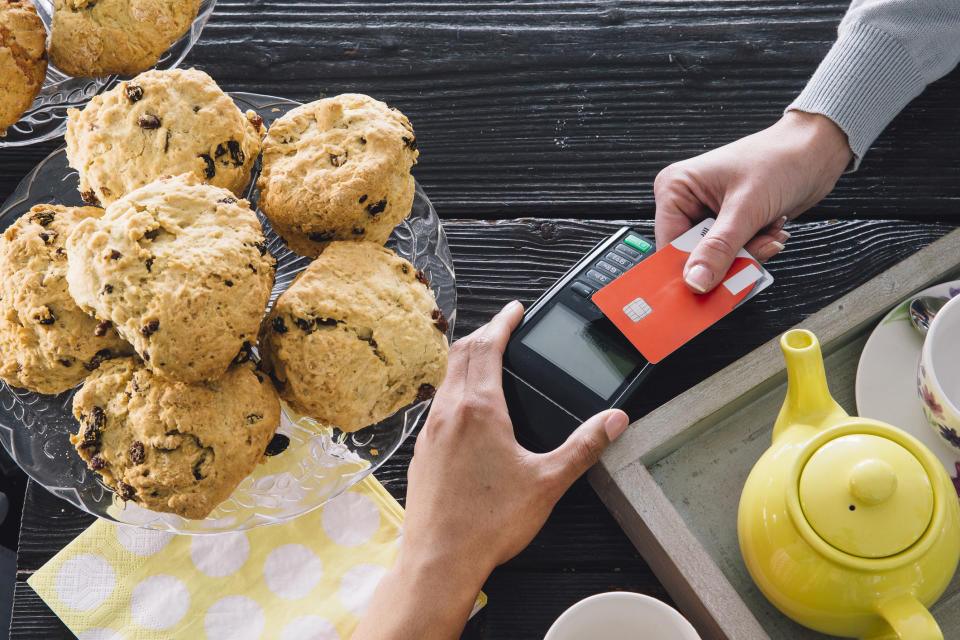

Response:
(589, 228), (960, 639)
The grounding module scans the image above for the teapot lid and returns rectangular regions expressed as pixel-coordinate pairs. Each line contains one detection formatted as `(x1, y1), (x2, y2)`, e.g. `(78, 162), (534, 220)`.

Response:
(798, 433), (933, 558)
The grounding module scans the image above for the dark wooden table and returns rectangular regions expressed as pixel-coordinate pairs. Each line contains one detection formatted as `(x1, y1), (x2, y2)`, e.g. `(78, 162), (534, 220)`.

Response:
(5, 2), (960, 638)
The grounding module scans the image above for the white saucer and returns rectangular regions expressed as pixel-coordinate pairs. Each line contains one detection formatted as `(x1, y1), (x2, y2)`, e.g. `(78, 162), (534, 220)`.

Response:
(544, 592), (701, 640)
(855, 280), (960, 495)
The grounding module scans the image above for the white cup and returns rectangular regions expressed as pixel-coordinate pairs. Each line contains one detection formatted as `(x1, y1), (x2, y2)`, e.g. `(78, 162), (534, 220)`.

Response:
(918, 294), (960, 452)
(543, 592), (701, 640)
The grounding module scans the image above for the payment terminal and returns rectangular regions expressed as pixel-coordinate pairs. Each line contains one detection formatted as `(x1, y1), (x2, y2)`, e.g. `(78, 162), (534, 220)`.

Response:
(502, 228), (655, 451)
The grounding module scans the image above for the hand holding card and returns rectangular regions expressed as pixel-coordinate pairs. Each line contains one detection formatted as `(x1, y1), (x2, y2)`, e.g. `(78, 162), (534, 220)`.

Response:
(592, 219), (773, 363)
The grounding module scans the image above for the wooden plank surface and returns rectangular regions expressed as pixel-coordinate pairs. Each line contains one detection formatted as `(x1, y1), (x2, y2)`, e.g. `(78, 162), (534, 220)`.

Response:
(4, 1), (960, 219)
(10, 217), (956, 639)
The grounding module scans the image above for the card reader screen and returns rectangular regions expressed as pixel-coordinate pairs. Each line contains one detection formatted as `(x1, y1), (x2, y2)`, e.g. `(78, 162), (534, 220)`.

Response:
(520, 303), (639, 399)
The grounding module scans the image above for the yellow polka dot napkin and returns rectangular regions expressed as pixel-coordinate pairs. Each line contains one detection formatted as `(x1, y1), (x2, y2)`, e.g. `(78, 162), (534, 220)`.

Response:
(27, 476), (486, 639)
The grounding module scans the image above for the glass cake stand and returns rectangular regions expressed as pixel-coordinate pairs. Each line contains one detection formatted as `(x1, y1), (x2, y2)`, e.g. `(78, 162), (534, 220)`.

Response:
(0, 92), (456, 533)
(0, 0), (217, 147)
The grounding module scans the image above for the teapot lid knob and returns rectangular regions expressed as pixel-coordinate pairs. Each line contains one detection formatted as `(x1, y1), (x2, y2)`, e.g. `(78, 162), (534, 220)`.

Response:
(849, 459), (898, 506)
(799, 434), (933, 558)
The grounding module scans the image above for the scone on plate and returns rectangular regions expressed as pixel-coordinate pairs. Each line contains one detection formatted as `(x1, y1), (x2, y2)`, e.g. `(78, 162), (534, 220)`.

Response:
(66, 68), (264, 206)
(257, 94), (419, 258)
(49, 0), (202, 78)
(65, 173), (276, 383)
(71, 357), (281, 520)
(0, 1), (48, 136)
(260, 241), (448, 432)
(0, 205), (132, 395)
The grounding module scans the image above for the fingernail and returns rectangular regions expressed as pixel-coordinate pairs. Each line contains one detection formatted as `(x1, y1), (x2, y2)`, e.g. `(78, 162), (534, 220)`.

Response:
(772, 215), (788, 231)
(504, 300), (522, 313)
(757, 241), (785, 263)
(604, 411), (629, 441)
(684, 264), (713, 293)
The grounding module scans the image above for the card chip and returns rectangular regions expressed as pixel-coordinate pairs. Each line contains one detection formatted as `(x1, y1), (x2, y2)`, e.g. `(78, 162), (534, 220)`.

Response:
(623, 297), (652, 322)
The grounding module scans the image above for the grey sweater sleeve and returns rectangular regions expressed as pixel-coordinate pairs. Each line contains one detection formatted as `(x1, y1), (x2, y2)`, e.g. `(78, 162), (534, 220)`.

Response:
(786, 0), (960, 169)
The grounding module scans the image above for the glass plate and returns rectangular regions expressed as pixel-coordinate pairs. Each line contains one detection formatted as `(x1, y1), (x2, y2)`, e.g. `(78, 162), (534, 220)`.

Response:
(0, 0), (217, 147)
(0, 92), (456, 533)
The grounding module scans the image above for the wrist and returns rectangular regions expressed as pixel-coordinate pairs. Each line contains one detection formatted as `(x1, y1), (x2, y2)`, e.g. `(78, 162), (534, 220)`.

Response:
(779, 110), (853, 176)
(353, 545), (487, 639)
(352, 541), (490, 640)
(395, 539), (493, 595)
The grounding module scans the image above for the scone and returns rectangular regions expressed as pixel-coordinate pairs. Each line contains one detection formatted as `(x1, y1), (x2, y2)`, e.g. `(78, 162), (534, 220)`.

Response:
(257, 94), (418, 258)
(70, 357), (281, 520)
(65, 173), (276, 383)
(49, 0), (202, 78)
(66, 68), (264, 206)
(260, 241), (448, 431)
(0, 1), (48, 136)
(0, 205), (132, 394)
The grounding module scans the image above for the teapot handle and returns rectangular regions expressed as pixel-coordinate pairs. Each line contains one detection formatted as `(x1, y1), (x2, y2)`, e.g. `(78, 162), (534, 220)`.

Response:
(861, 594), (942, 640)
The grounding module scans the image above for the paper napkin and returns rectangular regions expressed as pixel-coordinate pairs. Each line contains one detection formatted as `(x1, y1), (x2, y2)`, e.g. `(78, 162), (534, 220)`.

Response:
(27, 476), (486, 639)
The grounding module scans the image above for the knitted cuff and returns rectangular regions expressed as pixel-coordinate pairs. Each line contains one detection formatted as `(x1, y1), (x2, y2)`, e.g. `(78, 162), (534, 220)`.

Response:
(786, 20), (927, 171)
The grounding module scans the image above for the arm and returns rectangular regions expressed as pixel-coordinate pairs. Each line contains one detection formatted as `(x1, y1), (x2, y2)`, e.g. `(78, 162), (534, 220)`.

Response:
(789, 0), (960, 169)
(352, 301), (629, 640)
(655, 0), (960, 293)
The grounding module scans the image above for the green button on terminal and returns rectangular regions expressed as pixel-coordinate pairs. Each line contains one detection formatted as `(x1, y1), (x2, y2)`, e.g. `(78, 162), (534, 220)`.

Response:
(624, 235), (651, 252)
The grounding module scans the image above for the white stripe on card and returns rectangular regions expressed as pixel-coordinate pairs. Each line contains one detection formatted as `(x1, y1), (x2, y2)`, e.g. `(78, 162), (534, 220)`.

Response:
(723, 263), (762, 296)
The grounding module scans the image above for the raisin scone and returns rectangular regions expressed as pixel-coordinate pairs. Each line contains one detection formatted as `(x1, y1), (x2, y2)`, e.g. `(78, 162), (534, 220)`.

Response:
(49, 0), (202, 78)
(260, 241), (448, 432)
(257, 94), (418, 258)
(65, 173), (276, 383)
(0, 205), (132, 394)
(71, 357), (281, 520)
(66, 68), (264, 206)
(0, 0), (48, 136)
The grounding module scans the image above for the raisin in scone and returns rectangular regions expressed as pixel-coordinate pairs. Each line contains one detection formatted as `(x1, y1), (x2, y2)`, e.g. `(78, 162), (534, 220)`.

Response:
(0, 0), (48, 136)
(49, 0), (202, 78)
(66, 68), (264, 206)
(0, 205), (132, 394)
(257, 94), (418, 258)
(71, 357), (281, 520)
(260, 241), (448, 432)
(65, 173), (276, 383)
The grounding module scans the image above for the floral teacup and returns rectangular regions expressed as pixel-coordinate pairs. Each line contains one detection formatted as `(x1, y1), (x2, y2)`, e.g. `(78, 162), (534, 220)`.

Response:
(918, 294), (960, 451)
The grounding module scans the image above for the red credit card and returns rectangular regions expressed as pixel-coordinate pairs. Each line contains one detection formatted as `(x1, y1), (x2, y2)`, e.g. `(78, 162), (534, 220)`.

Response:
(592, 219), (772, 363)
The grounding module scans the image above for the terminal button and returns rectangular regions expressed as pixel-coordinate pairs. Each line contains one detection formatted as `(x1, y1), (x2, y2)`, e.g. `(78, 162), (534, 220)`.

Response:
(595, 260), (623, 277)
(623, 234), (652, 253)
(605, 252), (633, 269)
(586, 269), (612, 286)
(571, 282), (595, 298)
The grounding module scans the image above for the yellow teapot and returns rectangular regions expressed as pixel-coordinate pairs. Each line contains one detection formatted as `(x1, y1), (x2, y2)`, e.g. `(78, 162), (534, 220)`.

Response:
(738, 329), (960, 639)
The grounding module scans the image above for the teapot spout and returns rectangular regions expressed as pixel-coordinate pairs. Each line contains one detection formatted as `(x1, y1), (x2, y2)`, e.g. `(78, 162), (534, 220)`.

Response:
(774, 329), (847, 440)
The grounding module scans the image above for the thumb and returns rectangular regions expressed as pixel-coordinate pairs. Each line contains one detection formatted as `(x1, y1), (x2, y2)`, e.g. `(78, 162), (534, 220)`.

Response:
(543, 409), (629, 491)
(683, 204), (762, 294)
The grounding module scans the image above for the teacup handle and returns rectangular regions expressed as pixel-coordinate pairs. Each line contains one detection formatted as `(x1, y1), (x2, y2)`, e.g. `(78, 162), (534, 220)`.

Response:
(861, 594), (942, 640)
